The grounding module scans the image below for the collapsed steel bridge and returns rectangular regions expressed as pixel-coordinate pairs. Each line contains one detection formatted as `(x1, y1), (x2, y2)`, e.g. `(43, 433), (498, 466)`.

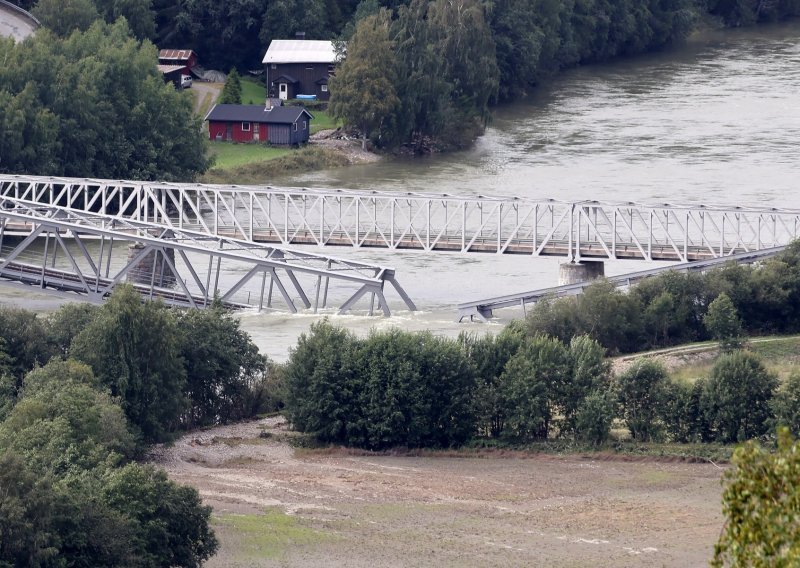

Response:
(2, 175), (800, 262)
(0, 197), (416, 315)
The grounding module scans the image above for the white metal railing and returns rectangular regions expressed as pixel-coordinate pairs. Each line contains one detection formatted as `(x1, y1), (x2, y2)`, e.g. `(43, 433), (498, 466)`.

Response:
(1, 174), (798, 262)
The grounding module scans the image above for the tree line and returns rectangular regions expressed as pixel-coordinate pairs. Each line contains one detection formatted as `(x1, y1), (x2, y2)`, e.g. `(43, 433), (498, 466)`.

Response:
(286, 244), (800, 450)
(0, 285), (281, 566)
(3, 0), (798, 179)
(0, 19), (210, 180)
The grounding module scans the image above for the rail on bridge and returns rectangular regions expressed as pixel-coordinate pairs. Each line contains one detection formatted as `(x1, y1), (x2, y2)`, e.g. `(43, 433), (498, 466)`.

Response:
(2, 175), (799, 262)
(0, 197), (416, 315)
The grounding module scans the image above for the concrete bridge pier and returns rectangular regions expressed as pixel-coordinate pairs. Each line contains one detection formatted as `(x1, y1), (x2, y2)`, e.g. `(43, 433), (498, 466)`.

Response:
(558, 261), (604, 286)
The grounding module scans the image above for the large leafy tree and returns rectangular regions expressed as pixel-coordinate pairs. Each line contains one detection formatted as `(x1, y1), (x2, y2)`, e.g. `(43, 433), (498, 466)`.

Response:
(70, 285), (187, 443)
(0, 20), (210, 181)
(176, 305), (269, 428)
(330, 10), (401, 149)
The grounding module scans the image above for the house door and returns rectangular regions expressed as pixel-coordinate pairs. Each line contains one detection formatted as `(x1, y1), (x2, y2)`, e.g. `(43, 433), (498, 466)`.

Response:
(279, 83), (288, 100)
(226, 123), (232, 141)
(254, 123), (260, 141)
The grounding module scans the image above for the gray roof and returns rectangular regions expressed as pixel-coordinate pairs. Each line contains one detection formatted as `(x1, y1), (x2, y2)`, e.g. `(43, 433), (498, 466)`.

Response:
(262, 40), (338, 64)
(204, 104), (314, 124)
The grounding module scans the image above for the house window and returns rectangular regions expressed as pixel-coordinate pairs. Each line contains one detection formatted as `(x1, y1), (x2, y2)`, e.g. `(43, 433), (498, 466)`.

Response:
(302, 121), (307, 130)
(306, 66), (313, 70)
(242, 122), (251, 131)
(321, 84), (328, 92)
(271, 64), (276, 69)
(293, 123), (298, 132)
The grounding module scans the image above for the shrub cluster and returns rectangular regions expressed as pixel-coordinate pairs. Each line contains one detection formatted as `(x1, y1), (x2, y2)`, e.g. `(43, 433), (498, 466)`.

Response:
(0, 285), (279, 444)
(286, 323), (476, 450)
(287, 308), (800, 449)
(526, 242), (800, 354)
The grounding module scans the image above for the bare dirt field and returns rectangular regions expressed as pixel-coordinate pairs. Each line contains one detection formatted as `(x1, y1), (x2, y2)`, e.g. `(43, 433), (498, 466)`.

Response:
(152, 417), (725, 567)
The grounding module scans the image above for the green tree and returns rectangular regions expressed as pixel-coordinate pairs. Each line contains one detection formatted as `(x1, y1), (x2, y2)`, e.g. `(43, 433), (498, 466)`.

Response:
(0, 452), (61, 567)
(285, 320), (359, 443)
(219, 67), (243, 104)
(702, 351), (778, 443)
(563, 334), (611, 434)
(0, 306), (54, 381)
(330, 10), (401, 149)
(32, 0), (100, 37)
(0, 360), (135, 474)
(616, 359), (669, 442)
(44, 302), (100, 357)
(704, 292), (744, 351)
(176, 305), (270, 428)
(713, 428), (800, 567)
(70, 285), (186, 443)
(499, 335), (570, 440)
(0, 20), (210, 180)
(573, 387), (616, 446)
(353, 329), (476, 449)
(101, 464), (218, 567)
(460, 323), (525, 437)
(772, 371), (800, 437)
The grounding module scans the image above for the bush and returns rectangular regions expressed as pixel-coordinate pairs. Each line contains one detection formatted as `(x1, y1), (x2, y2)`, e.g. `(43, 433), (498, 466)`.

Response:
(574, 388), (616, 446)
(704, 292), (744, 351)
(702, 351), (778, 443)
(713, 428), (800, 567)
(772, 371), (800, 437)
(616, 359), (670, 442)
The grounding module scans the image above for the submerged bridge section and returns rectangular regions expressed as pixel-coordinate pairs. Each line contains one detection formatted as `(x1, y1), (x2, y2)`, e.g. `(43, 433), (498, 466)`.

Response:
(0, 197), (416, 315)
(1, 175), (799, 263)
(457, 247), (788, 322)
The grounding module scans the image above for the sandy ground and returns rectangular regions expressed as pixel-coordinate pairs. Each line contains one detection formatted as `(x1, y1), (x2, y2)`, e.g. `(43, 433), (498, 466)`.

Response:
(152, 417), (725, 567)
(311, 129), (382, 164)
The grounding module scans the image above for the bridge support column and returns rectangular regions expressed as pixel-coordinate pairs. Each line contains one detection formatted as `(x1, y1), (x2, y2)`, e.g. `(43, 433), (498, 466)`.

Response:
(126, 243), (176, 288)
(558, 261), (604, 286)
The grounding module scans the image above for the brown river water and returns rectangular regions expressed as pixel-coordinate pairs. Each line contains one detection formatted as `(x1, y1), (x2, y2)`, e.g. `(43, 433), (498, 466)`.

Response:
(4, 22), (799, 361)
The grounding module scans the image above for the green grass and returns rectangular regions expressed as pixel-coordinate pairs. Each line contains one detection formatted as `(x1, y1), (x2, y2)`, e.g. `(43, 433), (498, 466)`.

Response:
(240, 77), (266, 105)
(208, 142), (291, 170)
(307, 109), (340, 134)
(202, 145), (349, 184)
(214, 509), (336, 561)
(666, 336), (800, 383)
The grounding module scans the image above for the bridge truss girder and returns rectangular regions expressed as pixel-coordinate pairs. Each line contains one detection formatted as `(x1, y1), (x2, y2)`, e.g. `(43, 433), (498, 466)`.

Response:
(1, 175), (799, 262)
(0, 197), (416, 315)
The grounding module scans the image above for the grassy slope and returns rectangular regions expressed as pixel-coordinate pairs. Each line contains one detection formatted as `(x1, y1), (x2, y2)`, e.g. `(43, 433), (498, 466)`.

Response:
(665, 336), (800, 383)
(208, 142), (291, 170)
(240, 77), (265, 104)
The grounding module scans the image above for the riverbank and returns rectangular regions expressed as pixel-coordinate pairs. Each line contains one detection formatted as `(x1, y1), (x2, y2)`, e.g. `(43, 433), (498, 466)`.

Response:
(201, 130), (380, 185)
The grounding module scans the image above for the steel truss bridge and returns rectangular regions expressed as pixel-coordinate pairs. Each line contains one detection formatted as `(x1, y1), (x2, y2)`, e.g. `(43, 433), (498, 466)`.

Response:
(0, 197), (416, 315)
(2, 175), (800, 263)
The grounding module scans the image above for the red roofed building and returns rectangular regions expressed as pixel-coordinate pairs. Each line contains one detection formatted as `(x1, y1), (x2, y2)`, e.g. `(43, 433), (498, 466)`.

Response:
(158, 49), (198, 75)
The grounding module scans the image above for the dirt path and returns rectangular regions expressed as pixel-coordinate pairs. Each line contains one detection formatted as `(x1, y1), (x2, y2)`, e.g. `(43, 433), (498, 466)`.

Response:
(190, 82), (222, 117)
(152, 417), (725, 567)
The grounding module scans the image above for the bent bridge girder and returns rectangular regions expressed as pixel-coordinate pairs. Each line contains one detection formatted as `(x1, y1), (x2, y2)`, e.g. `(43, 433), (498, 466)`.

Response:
(0, 197), (416, 316)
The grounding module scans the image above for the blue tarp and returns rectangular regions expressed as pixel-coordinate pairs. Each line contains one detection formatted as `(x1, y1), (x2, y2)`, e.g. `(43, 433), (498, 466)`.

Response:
(296, 94), (317, 100)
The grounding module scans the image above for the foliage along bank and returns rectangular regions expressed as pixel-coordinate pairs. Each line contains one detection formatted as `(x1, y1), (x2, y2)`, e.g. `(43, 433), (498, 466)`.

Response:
(285, 244), (800, 451)
(0, 285), (282, 566)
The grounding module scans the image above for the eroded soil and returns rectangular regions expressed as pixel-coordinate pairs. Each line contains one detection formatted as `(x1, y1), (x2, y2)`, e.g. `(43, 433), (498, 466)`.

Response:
(151, 417), (724, 567)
